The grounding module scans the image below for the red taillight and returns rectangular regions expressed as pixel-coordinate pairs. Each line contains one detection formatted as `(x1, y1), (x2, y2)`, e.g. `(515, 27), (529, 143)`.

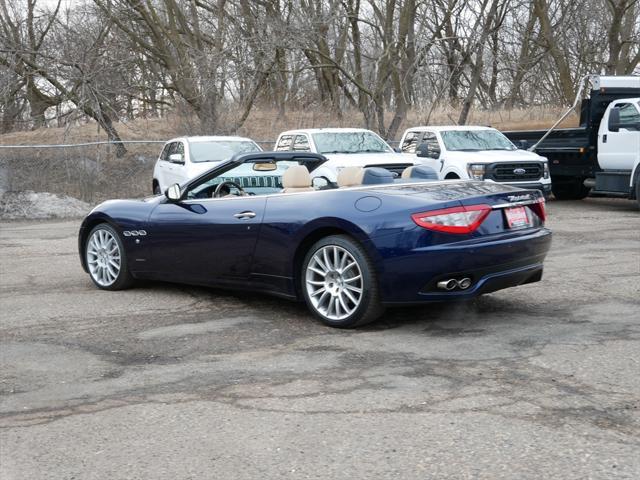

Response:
(411, 204), (492, 234)
(529, 198), (546, 221)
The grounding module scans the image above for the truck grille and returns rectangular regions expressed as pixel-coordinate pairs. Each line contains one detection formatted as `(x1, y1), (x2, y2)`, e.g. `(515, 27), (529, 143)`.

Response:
(365, 163), (413, 177)
(488, 163), (543, 181)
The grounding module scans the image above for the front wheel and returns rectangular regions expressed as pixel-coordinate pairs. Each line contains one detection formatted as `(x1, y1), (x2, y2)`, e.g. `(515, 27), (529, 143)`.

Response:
(301, 235), (384, 328)
(85, 223), (134, 290)
(153, 182), (162, 195)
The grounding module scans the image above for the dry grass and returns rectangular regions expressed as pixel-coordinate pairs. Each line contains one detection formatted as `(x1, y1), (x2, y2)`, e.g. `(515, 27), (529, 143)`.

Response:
(0, 105), (578, 146)
(0, 105), (578, 203)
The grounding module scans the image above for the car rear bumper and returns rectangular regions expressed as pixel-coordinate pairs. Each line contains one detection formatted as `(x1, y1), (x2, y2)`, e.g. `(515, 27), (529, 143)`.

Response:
(376, 227), (552, 305)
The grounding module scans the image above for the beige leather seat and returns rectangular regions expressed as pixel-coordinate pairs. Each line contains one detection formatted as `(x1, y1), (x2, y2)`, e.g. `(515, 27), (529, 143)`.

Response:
(337, 166), (364, 187)
(281, 165), (314, 193)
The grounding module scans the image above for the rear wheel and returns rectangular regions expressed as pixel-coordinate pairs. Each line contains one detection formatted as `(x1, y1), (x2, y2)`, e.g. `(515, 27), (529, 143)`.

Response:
(552, 179), (590, 200)
(301, 235), (384, 328)
(85, 223), (134, 290)
(636, 176), (640, 210)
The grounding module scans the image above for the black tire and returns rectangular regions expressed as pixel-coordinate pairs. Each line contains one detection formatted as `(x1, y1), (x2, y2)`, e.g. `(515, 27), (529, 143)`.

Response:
(635, 176), (640, 210)
(153, 182), (162, 195)
(85, 223), (134, 291)
(552, 179), (590, 200)
(301, 235), (384, 328)
(445, 173), (460, 180)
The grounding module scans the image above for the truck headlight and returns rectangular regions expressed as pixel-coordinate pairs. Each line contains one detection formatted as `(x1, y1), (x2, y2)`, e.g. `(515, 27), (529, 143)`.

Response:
(467, 164), (486, 180)
(543, 162), (550, 179)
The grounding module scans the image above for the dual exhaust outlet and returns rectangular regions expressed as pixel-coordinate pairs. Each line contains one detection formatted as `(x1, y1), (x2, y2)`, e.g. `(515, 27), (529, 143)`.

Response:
(437, 277), (472, 291)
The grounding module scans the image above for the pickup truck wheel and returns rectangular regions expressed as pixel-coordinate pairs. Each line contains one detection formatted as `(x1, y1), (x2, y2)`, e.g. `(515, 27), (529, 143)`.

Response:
(153, 183), (161, 195)
(552, 180), (590, 200)
(635, 176), (640, 209)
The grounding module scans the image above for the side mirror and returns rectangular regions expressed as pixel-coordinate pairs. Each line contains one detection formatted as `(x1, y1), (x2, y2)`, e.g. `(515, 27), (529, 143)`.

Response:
(166, 183), (182, 201)
(517, 140), (528, 150)
(169, 153), (185, 164)
(608, 107), (621, 132)
(416, 143), (429, 158)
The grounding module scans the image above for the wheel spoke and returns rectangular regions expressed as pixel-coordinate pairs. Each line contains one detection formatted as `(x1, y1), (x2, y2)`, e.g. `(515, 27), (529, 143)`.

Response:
(344, 274), (361, 283)
(339, 251), (347, 270)
(337, 294), (349, 313)
(343, 288), (358, 305)
(310, 287), (325, 297)
(345, 284), (362, 294)
(327, 296), (335, 317)
(323, 248), (332, 270)
(343, 261), (356, 272)
(313, 255), (329, 273)
(318, 290), (330, 309)
(308, 265), (326, 276)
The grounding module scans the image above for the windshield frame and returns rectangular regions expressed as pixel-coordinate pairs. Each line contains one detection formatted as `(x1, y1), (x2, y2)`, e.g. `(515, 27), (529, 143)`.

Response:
(440, 130), (517, 152)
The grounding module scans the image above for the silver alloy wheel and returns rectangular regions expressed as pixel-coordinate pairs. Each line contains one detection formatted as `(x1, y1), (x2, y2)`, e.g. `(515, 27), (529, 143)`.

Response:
(305, 245), (363, 321)
(86, 228), (121, 287)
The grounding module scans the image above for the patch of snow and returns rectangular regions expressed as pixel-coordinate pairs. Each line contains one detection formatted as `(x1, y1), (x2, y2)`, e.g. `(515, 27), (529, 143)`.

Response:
(0, 191), (92, 220)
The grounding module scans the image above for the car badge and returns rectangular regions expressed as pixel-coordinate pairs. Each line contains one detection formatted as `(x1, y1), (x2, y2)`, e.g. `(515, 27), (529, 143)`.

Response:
(513, 168), (526, 175)
(507, 194), (532, 202)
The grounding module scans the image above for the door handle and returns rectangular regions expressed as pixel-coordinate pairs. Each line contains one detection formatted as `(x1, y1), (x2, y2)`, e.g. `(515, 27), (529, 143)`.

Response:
(603, 134), (607, 143)
(234, 211), (256, 220)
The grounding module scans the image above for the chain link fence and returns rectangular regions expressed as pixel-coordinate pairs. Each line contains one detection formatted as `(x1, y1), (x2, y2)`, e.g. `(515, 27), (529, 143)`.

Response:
(0, 139), (401, 204)
(0, 140), (276, 203)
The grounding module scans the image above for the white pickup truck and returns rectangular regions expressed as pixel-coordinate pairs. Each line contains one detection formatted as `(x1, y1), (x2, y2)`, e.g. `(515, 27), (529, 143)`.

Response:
(152, 136), (262, 194)
(398, 126), (552, 195)
(274, 128), (414, 185)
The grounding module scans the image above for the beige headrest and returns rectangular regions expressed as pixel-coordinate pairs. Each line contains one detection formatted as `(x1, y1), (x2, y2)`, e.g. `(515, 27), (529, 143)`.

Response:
(337, 167), (364, 187)
(282, 165), (311, 188)
(401, 166), (415, 179)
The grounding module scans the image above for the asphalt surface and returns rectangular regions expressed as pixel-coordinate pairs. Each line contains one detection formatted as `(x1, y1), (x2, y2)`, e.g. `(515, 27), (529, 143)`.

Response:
(1, 198), (639, 479)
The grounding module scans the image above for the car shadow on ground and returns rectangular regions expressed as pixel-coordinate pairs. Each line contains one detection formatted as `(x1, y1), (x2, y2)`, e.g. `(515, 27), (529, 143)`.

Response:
(132, 279), (543, 335)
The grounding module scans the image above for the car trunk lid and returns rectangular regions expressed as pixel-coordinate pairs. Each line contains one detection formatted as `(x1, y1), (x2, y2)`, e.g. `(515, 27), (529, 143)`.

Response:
(374, 181), (545, 236)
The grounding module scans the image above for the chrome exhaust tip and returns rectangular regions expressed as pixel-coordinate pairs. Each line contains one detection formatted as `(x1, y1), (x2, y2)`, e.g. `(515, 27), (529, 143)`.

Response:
(437, 279), (458, 291)
(458, 277), (472, 290)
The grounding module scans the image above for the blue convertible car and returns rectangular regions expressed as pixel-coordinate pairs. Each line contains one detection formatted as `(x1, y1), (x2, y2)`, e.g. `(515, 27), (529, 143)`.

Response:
(79, 152), (551, 327)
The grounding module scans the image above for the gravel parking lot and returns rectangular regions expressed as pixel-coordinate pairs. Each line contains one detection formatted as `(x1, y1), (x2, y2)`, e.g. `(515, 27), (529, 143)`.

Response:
(1, 198), (639, 479)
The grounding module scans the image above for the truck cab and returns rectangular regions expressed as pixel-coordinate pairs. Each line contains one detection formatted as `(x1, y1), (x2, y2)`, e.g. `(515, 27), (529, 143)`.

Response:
(595, 98), (640, 198)
(399, 126), (551, 195)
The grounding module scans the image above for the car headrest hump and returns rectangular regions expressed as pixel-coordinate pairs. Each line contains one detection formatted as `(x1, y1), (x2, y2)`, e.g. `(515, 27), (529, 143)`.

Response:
(401, 165), (439, 180)
(361, 167), (395, 185)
